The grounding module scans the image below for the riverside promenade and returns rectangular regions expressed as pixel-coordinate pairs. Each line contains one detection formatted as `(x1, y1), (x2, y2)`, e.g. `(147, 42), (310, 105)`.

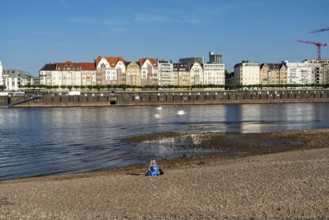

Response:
(1, 89), (329, 108)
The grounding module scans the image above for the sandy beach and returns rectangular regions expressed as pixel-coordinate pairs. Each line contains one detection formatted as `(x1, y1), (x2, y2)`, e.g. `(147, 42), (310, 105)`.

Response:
(1, 129), (329, 219)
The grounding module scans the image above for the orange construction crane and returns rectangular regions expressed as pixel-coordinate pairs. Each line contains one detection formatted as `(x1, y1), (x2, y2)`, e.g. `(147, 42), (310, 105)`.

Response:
(297, 40), (328, 60)
(310, 27), (329, 33)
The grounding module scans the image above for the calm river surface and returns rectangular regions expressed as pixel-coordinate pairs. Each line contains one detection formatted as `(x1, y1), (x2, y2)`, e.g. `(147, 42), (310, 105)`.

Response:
(1, 103), (329, 180)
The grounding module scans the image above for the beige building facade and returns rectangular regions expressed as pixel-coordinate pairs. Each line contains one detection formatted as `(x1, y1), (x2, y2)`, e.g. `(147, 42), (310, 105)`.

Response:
(259, 63), (287, 85)
(126, 62), (141, 86)
(95, 56), (126, 85)
(233, 61), (260, 85)
(173, 63), (190, 86)
(139, 58), (158, 86)
(319, 60), (329, 84)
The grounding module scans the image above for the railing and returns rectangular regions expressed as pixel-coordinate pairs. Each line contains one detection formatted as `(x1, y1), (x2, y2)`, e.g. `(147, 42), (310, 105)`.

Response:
(8, 96), (42, 108)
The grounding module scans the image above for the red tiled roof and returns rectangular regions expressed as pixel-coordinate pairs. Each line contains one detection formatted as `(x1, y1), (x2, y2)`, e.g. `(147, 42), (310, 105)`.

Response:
(80, 62), (96, 70)
(140, 58), (158, 67)
(95, 56), (126, 68)
(56, 61), (81, 71)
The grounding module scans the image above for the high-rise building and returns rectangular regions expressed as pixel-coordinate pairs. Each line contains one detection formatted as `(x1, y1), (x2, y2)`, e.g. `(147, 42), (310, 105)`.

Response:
(179, 57), (205, 64)
(208, 52), (222, 64)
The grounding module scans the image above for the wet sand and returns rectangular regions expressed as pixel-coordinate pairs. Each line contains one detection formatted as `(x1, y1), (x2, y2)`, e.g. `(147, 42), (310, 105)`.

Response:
(1, 129), (329, 219)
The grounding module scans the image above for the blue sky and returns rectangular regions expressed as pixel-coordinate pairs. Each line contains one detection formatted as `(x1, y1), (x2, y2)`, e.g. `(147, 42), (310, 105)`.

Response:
(1, 0), (329, 76)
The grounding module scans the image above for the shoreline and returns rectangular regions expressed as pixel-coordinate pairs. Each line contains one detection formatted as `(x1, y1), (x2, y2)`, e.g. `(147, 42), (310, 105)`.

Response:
(1, 129), (329, 219)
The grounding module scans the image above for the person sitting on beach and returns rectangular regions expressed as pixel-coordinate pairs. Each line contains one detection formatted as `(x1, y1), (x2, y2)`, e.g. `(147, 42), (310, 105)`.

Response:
(145, 159), (163, 176)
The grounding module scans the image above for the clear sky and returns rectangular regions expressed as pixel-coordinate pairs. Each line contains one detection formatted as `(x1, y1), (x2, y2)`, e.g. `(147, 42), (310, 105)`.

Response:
(1, 0), (329, 76)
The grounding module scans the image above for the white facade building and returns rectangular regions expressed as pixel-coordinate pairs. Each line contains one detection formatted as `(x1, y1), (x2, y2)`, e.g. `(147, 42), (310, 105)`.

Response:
(2, 69), (34, 91)
(283, 61), (312, 84)
(190, 62), (203, 85)
(158, 61), (174, 85)
(40, 62), (96, 86)
(203, 63), (225, 85)
(233, 61), (260, 85)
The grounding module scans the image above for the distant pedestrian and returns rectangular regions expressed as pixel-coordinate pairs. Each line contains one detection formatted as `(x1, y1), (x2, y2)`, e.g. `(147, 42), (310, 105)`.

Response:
(145, 159), (164, 176)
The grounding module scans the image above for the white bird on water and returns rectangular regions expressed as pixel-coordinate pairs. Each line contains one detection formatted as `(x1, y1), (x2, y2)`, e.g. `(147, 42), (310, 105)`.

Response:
(157, 106), (162, 110)
(177, 110), (185, 115)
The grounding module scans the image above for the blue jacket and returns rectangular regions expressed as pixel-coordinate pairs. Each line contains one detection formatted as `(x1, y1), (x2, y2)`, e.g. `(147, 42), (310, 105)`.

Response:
(146, 163), (160, 176)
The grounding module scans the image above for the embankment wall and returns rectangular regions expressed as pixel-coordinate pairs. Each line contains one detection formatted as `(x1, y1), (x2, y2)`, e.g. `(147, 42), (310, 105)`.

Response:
(1, 90), (329, 108)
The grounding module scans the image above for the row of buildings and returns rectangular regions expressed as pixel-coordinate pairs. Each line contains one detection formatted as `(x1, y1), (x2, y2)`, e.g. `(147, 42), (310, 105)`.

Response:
(227, 60), (329, 85)
(1, 52), (329, 91)
(38, 52), (225, 88)
(39, 56), (329, 88)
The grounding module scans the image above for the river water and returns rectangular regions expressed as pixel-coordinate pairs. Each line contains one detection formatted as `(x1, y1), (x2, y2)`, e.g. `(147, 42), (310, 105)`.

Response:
(1, 103), (329, 180)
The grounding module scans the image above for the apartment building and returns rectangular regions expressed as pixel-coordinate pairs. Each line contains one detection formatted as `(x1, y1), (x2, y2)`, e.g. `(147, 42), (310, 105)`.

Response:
(305, 60), (323, 84)
(204, 63), (225, 85)
(95, 56), (126, 85)
(126, 62), (142, 86)
(2, 69), (34, 90)
(233, 61), (260, 85)
(158, 60), (174, 86)
(139, 58), (158, 86)
(204, 52), (225, 85)
(173, 63), (191, 86)
(80, 63), (97, 86)
(190, 62), (203, 85)
(304, 59), (329, 84)
(40, 62), (96, 86)
(259, 63), (287, 85)
(283, 61), (312, 84)
(319, 59), (329, 84)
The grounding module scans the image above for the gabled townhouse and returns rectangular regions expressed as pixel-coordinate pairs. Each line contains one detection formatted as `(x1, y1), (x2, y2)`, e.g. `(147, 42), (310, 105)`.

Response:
(233, 61), (260, 85)
(95, 56), (126, 85)
(139, 58), (158, 86)
(283, 61), (312, 84)
(259, 63), (287, 85)
(190, 62), (204, 85)
(126, 62), (142, 86)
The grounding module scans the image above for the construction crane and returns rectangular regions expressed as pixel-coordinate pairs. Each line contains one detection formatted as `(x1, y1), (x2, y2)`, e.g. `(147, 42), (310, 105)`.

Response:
(309, 27), (329, 33)
(297, 40), (328, 60)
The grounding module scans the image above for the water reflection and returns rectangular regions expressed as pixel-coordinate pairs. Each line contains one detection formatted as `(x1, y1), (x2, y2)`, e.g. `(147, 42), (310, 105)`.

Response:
(1, 103), (329, 180)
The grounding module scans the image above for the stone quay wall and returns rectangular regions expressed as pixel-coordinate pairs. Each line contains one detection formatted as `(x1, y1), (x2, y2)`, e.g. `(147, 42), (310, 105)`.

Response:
(1, 89), (329, 108)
